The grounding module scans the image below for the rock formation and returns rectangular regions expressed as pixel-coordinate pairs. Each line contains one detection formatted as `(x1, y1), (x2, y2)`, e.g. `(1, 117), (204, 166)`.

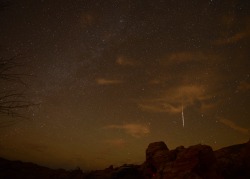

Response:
(0, 139), (249, 178)
(142, 140), (250, 179)
(143, 142), (219, 178)
(215, 139), (250, 178)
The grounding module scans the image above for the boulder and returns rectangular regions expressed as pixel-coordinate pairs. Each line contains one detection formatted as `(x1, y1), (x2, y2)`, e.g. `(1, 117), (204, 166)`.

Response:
(146, 142), (169, 161)
(142, 141), (170, 178)
(215, 139), (250, 178)
(160, 144), (218, 178)
(111, 164), (143, 179)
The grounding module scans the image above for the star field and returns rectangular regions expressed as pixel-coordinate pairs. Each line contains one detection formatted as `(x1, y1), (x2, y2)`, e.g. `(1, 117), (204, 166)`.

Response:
(0, 0), (250, 170)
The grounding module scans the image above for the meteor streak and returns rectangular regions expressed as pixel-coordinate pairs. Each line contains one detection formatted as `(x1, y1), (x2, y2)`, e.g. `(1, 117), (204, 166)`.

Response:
(182, 105), (185, 127)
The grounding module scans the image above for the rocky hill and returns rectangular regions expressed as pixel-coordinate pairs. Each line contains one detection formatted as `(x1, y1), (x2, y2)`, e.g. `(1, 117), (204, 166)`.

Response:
(0, 139), (249, 178)
(0, 157), (85, 179)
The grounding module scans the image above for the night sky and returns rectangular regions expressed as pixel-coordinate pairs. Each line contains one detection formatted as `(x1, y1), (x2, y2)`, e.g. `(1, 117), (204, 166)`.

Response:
(0, 0), (250, 170)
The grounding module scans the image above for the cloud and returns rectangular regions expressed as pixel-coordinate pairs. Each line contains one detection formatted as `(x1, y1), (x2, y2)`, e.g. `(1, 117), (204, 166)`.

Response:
(168, 52), (202, 63)
(79, 12), (96, 27)
(96, 78), (122, 85)
(161, 51), (210, 65)
(139, 50), (223, 114)
(171, 85), (207, 103)
(237, 81), (250, 92)
(214, 28), (250, 45)
(139, 101), (182, 113)
(138, 84), (211, 114)
(219, 118), (249, 134)
(148, 79), (162, 85)
(103, 139), (126, 148)
(104, 123), (150, 138)
(159, 51), (220, 82)
(116, 56), (136, 66)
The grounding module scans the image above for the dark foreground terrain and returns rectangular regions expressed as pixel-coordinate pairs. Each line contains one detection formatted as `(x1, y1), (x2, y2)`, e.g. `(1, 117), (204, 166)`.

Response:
(0, 139), (250, 179)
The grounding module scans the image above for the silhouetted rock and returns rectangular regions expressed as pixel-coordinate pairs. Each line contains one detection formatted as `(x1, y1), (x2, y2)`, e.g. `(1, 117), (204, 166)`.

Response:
(142, 140), (250, 179)
(84, 164), (143, 179)
(111, 164), (143, 179)
(146, 142), (169, 162)
(0, 157), (71, 179)
(160, 144), (218, 178)
(215, 139), (250, 178)
(1, 139), (249, 178)
(145, 141), (169, 170)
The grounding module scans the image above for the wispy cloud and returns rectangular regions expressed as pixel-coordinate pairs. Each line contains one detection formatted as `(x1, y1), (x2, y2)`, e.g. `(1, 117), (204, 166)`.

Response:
(159, 51), (220, 84)
(138, 84), (212, 114)
(214, 28), (250, 45)
(116, 56), (137, 66)
(104, 123), (150, 138)
(103, 139), (126, 148)
(219, 118), (249, 134)
(79, 12), (96, 27)
(139, 50), (222, 114)
(96, 78), (122, 85)
(160, 51), (211, 66)
(237, 81), (250, 92)
(139, 100), (182, 113)
(148, 79), (162, 85)
(168, 52), (202, 63)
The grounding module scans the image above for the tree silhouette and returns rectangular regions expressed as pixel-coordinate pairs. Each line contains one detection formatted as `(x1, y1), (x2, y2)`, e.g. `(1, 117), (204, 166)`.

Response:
(0, 1), (33, 120)
(0, 56), (33, 118)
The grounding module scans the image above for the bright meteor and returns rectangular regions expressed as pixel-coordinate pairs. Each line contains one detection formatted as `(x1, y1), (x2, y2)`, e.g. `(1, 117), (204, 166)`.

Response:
(182, 105), (185, 127)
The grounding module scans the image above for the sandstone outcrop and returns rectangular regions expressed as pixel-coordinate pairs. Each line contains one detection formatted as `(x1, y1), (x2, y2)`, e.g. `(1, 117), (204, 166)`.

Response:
(215, 139), (250, 178)
(0, 140), (249, 178)
(142, 140), (250, 179)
